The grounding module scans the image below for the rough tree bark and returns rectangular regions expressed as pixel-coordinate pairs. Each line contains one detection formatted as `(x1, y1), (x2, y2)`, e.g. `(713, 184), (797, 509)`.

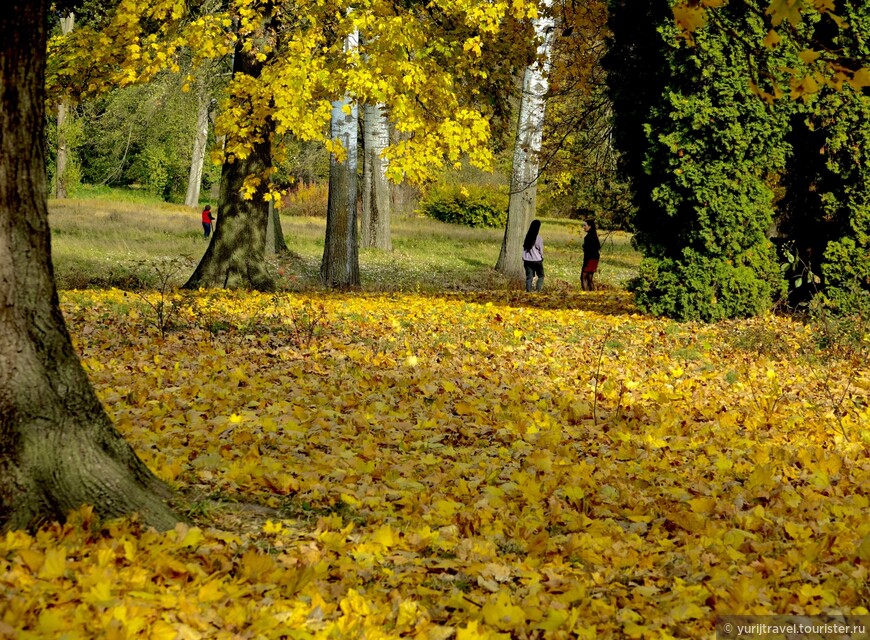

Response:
(321, 92), (360, 287)
(55, 11), (75, 200)
(184, 43), (274, 291)
(361, 103), (392, 251)
(0, 0), (179, 531)
(321, 27), (361, 287)
(495, 1), (556, 280)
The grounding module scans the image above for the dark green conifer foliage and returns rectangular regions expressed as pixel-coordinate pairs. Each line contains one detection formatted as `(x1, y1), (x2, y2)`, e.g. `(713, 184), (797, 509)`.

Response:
(606, 1), (802, 321)
(778, 2), (870, 312)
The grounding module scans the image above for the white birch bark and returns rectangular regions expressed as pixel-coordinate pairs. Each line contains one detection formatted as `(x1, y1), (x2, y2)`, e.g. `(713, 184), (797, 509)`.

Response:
(55, 12), (75, 199)
(321, 28), (361, 287)
(495, 1), (556, 279)
(361, 103), (392, 250)
(184, 84), (211, 207)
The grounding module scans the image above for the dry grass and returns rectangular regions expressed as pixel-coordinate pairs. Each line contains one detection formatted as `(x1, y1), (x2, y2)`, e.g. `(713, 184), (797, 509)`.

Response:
(48, 196), (641, 292)
(49, 198), (205, 289)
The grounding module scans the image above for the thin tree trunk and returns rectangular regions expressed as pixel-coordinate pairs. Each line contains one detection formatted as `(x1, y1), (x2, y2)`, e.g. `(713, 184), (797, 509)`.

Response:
(1, 0), (178, 531)
(265, 199), (288, 255)
(183, 43), (274, 291)
(184, 83), (211, 208)
(321, 93), (360, 287)
(55, 12), (75, 200)
(361, 103), (392, 251)
(321, 29), (361, 287)
(495, 2), (556, 280)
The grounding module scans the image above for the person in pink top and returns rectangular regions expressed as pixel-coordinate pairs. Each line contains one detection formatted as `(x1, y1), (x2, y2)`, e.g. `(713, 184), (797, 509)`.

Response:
(522, 219), (544, 292)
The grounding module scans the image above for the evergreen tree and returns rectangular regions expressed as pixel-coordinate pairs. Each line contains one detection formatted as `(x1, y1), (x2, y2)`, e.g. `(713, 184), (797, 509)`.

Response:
(606, 0), (797, 321)
(777, 2), (870, 312)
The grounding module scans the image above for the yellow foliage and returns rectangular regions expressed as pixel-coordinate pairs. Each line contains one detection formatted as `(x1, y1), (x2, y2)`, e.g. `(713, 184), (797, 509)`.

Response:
(2, 290), (868, 637)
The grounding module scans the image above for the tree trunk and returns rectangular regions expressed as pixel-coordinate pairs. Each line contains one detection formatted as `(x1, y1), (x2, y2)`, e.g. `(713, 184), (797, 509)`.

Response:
(1, 0), (178, 532)
(321, 27), (361, 288)
(321, 94), (360, 287)
(54, 12), (75, 200)
(184, 44), (274, 291)
(265, 199), (288, 255)
(495, 2), (556, 280)
(361, 103), (392, 251)
(184, 83), (211, 208)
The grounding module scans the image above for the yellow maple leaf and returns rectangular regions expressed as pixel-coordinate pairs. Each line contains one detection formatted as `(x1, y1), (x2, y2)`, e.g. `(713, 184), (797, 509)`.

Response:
(767, 0), (803, 26)
(38, 547), (66, 580)
(762, 29), (782, 48)
(849, 67), (870, 89)
(176, 524), (205, 548)
(536, 609), (569, 632)
(457, 620), (491, 639)
(482, 590), (526, 630)
(149, 620), (179, 640)
(670, 603), (706, 621)
(395, 600), (423, 628)
(688, 497), (715, 514)
(340, 588), (372, 616)
(799, 48), (821, 64)
(263, 519), (284, 534)
(17, 548), (44, 573)
(37, 610), (67, 633)
(371, 525), (398, 548)
(672, 5), (707, 33)
(85, 581), (115, 606)
(197, 579), (225, 603)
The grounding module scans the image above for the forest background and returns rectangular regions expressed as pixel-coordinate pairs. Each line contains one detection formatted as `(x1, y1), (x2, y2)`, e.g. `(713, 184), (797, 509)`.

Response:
(1, 0), (870, 638)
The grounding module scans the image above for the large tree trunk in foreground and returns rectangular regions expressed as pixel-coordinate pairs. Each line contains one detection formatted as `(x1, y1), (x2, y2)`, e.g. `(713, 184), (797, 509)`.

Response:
(361, 103), (392, 251)
(0, 0), (178, 531)
(184, 44), (274, 291)
(495, 2), (556, 280)
(54, 12), (75, 200)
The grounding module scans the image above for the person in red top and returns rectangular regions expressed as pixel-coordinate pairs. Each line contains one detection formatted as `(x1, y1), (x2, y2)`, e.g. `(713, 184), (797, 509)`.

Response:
(201, 204), (215, 239)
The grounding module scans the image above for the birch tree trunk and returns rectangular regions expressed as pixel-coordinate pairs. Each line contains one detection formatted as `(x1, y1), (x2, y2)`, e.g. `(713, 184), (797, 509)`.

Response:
(321, 29), (361, 287)
(55, 12), (75, 200)
(184, 83), (211, 208)
(495, 2), (556, 280)
(361, 103), (392, 250)
(184, 43), (274, 291)
(1, 0), (178, 531)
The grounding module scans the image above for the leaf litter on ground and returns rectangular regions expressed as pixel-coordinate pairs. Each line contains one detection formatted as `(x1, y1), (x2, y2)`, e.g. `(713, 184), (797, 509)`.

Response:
(1, 288), (869, 639)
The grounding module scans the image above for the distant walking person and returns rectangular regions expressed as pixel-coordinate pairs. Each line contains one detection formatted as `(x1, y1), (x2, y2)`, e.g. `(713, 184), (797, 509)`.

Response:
(201, 204), (215, 239)
(581, 218), (600, 291)
(522, 219), (544, 292)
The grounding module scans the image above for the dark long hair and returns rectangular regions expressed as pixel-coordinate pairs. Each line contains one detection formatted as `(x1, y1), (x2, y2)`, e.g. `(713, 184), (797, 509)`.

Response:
(523, 220), (541, 252)
(583, 218), (601, 251)
(585, 219), (597, 235)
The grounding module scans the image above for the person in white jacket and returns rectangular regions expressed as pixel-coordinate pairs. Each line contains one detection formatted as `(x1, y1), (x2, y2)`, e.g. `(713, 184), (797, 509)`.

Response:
(522, 219), (544, 292)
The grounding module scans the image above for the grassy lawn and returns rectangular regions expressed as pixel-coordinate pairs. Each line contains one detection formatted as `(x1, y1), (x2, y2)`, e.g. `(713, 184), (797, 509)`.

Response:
(48, 194), (641, 292)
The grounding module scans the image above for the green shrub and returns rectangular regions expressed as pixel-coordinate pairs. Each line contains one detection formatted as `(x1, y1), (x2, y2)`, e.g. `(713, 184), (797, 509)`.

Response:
(418, 184), (507, 228)
(630, 248), (782, 322)
(821, 237), (870, 315)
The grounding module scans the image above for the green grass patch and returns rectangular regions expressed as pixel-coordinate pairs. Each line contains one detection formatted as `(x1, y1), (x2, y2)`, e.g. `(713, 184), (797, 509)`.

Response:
(49, 196), (642, 292)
